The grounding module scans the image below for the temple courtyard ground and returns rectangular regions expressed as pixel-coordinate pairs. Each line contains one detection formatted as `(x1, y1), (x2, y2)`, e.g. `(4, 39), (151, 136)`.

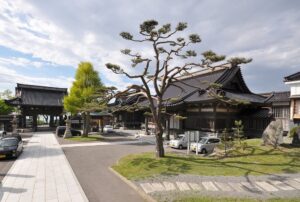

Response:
(0, 131), (299, 202)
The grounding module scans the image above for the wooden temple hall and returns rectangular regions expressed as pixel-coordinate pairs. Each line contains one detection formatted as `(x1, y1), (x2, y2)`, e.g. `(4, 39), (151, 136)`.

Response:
(112, 65), (273, 138)
(6, 83), (67, 131)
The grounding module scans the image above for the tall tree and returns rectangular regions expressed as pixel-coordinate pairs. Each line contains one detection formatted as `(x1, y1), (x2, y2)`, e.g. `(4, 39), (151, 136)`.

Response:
(0, 89), (14, 115)
(64, 62), (105, 137)
(106, 20), (251, 158)
(0, 89), (13, 99)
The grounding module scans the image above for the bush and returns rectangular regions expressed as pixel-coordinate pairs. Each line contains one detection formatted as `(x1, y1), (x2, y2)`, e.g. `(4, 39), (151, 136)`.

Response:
(289, 126), (300, 138)
(289, 126), (300, 145)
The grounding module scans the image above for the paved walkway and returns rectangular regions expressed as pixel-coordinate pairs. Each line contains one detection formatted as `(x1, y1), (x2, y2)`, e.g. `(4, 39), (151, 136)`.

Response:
(0, 132), (88, 202)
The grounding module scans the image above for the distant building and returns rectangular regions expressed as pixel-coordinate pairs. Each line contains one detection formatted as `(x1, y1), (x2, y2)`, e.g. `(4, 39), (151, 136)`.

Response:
(261, 91), (290, 132)
(5, 83), (67, 131)
(284, 72), (300, 125)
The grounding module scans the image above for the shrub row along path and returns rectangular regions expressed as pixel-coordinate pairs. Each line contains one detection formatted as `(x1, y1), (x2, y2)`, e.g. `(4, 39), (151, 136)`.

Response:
(137, 174), (300, 200)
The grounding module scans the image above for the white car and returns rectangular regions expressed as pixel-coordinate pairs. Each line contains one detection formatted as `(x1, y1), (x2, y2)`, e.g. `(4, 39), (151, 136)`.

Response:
(169, 135), (186, 149)
(103, 125), (113, 133)
(190, 137), (220, 154)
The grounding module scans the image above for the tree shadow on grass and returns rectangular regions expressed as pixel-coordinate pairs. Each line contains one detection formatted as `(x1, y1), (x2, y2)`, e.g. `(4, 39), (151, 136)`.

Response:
(127, 143), (300, 180)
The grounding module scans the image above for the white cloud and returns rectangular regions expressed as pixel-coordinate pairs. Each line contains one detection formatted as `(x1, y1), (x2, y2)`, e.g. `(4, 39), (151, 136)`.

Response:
(0, 0), (299, 93)
(0, 56), (48, 68)
(0, 64), (73, 91)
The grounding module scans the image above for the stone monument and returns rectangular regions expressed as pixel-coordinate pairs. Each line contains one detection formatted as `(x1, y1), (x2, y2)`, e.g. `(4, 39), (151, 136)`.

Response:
(262, 119), (283, 148)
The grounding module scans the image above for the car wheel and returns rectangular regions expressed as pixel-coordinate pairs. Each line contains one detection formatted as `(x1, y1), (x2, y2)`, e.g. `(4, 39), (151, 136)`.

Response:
(179, 145), (183, 150)
(201, 149), (207, 154)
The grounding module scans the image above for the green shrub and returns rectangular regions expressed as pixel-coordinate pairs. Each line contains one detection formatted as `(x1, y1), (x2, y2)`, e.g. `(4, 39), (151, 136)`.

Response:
(289, 126), (300, 138)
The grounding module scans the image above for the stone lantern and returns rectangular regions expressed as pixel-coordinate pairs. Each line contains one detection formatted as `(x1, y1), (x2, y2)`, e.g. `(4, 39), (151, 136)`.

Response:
(63, 114), (72, 138)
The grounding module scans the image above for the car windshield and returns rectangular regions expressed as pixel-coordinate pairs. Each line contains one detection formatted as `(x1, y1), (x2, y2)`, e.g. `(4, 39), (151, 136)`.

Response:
(0, 139), (18, 147)
(198, 138), (207, 144)
(175, 136), (184, 140)
(105, 125), (112, 128)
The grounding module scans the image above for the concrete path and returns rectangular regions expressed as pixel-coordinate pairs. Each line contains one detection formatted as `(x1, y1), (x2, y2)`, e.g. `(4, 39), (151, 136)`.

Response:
(0, 132), (88, 202)
(63, 144), (155, 202)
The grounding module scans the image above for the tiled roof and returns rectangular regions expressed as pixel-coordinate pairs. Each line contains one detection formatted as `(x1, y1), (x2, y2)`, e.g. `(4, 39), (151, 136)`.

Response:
(284, 72), (300, 82)
(261, 91), (290, 103)
(165, 65), (265, 106)
(20, 90), (66, 106)
(7, 84), (67, 107)
(17, 83), (67, 92)
(223, 91), (267, 104)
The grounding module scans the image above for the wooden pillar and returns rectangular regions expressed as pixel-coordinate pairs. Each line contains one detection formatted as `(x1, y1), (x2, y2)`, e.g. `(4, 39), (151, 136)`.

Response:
(100, 117), (104, 133)
(145, 116), (149, 135)
(49, 115), (54, 127)
(59, 115), (63, 126)
(22, 115), (26, 128)
(32, 115), (37, 132)
(166, 118), (170, 140)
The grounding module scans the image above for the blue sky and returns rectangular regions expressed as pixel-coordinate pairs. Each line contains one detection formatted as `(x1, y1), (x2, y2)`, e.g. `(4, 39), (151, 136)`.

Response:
(0, 0), (299, 94)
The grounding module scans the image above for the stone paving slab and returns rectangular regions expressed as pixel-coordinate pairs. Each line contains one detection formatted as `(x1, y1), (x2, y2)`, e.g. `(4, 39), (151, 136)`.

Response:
(188, 183), (202, 191)
(176, 182), (190, 191)
(140, 183), (155, 194)
(285, 180), (300, 190)
(255, 181), (279, 192)
(0, 132), (88, 202)
(152, 183), (165, 192)
(228, 182), (245, 192)
(240, 182), (263, 192)
(214, 182), (233, 191)
(163, 182), (176, 191)
(269, 181), (295, 191)
(202, 181), (218, 191)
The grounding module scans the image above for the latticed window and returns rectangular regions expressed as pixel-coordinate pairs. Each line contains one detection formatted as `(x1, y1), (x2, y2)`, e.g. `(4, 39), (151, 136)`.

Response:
(272, 107), (290, 118)
(295, 100), (300, 115)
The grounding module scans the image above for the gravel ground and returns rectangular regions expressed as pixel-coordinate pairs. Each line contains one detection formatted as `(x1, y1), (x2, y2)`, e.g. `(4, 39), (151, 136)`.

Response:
(134, 173), (300, 201)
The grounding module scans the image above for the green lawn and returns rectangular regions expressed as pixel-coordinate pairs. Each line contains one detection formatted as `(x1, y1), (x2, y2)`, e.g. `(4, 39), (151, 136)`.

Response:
(112, 139), (300, 180)
(66, 134), (102, 142)
(175, 196), (300, 202)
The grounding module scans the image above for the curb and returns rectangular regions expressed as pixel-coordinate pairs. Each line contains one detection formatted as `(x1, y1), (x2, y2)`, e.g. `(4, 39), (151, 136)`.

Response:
(108, 167), (157, 202)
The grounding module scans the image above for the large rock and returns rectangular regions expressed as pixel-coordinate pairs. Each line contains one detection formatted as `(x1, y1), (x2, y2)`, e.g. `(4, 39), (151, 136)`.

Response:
(262, 120), (283, 147)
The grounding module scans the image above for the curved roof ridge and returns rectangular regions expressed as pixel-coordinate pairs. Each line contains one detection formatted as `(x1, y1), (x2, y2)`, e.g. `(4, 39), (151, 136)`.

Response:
(17, 83), (68, 92)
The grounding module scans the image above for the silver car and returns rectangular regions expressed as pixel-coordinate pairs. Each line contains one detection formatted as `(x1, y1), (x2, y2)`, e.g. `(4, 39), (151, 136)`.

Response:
(190, 137), (220, 154)
(103, 125), (114, 133)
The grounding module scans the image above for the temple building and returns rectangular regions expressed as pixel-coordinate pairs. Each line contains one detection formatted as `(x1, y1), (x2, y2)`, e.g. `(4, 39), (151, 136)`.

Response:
(5, 83), (67, 131)
(112, 65), (272, 138)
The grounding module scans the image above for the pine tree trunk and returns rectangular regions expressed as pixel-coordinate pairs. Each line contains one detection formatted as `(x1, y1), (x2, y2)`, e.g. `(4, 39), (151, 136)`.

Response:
(154, 104), (165, 158)
(155, 130), (165, 157)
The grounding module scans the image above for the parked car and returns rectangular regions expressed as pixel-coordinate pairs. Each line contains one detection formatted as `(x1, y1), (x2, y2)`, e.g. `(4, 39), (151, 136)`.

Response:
(169, 133), (198, 149)
(103, 125), (114, 133)
(0, 131), (7, 137)
(190, 137), (221, 154)
(56, 126), (81, 137)
(0, 136), (23, 158)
